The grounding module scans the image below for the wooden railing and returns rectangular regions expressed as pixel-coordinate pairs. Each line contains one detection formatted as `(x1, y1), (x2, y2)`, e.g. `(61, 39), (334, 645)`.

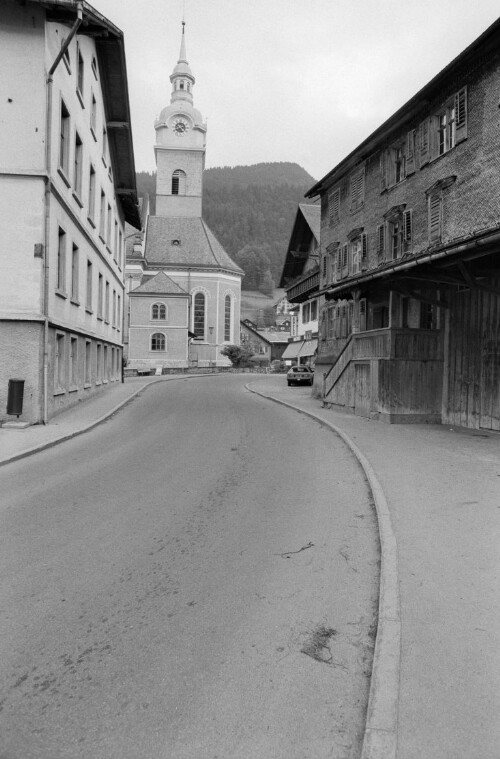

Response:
(287, 269), (320, 301)
(323, 328), (442, 400)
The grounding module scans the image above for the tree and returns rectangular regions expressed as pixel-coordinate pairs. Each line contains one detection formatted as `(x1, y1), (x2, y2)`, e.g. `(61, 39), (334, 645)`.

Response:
(220, 344), (254, 367)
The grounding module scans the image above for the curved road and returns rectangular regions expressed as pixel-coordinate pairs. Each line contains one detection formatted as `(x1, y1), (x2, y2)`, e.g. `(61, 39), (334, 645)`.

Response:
(0, 375), (379, 759)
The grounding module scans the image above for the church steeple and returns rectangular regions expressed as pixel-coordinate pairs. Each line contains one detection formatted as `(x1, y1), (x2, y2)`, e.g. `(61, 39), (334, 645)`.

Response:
(170, 22), (195, 106)
(154, 20), (207, 218)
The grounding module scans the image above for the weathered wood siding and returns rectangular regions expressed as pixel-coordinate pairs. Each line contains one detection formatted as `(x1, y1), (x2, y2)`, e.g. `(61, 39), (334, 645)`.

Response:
(445, 283), (500, 430)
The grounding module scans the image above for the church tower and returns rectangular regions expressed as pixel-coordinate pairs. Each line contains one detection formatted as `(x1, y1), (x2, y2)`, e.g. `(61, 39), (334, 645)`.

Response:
(154, 23), (207, 217)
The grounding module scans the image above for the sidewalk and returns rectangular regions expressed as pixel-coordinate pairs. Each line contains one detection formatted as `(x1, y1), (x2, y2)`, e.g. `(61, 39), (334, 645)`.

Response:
(1, 374), (499, 758)
(0, 376), (176, 467)
(249, 377), (500, 759)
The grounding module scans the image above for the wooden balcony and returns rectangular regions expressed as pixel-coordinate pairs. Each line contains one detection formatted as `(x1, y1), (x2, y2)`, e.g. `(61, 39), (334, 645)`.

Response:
(286, 267), (320, 302)
(352, 328), (442, 360)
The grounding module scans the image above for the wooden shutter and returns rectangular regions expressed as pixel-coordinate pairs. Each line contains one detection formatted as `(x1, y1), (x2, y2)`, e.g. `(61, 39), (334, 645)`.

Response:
(361, 233), (368, 266)
(455, 87), (467, 144)
(419, 119), (430, 166)
(359, 298), (367, 332)
(342, 243), (348, 268)
(328, 189), (340, 226)
(336, 246), (342, 279)
(377, 224), (385, 259)
(380, 151), (387, 191)
(403, 209), (412, 243)
(322, 254), (327, 279)
(429, 194), (442, 243)
(406, 130), (416, 175)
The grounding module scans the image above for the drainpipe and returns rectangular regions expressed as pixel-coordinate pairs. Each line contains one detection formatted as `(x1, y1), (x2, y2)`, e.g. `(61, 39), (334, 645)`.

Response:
(42, 4), (83, 423)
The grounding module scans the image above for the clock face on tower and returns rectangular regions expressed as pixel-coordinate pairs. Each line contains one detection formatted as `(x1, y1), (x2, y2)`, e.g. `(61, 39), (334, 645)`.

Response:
(172, 118), (189, 136)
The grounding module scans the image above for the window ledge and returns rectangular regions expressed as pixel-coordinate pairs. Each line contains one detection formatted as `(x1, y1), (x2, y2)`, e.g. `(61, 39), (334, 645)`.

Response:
(97, 315), (103, 321)
(69, 385), (78, 393)
(57, 168), (71, 188)
(87, 216), (96, 229)
(70, 298), (80, 306)
(55, 289), (67, 299)
(76, 89), (85, 109)
(85, 307), (93, 315)
(90, 126), (98, 142)
(72, 191), (84, 208)
(106, 246), (112, 256)
(95, 380), (102, 386)
(99, 234), (106, 245)
(83, 382), (91, 389)
(53, 388), (66, 396)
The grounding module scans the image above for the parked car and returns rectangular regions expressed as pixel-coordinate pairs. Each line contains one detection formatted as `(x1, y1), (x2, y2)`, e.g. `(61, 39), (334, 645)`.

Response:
(287, 365), (314, 386)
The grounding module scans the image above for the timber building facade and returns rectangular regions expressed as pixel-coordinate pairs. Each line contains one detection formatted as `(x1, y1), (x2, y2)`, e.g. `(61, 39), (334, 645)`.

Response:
(308, 18), (500, 430)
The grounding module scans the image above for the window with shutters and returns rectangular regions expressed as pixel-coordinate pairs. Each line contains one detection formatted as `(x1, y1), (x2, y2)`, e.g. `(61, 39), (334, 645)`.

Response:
(377, 224), (385, 260)
(420, 87), (467, 165)
(350, 168), (365, 212)
(351, 234), (367, 274)
(328, 188), (340, 226)
(428, 193), (442, 243)
(382, 207), (413, 261)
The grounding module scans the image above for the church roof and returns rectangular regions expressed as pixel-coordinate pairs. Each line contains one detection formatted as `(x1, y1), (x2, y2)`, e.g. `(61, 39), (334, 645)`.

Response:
(131, 270), (188, 295)
(144, 216), (244, 275)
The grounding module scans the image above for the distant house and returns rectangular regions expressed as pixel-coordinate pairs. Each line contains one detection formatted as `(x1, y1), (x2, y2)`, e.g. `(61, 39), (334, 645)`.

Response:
(239, 322), (291, 363)
(308, 18), (500, 428)
(128, 271), (191, 370)
(279, 203), (321, 367)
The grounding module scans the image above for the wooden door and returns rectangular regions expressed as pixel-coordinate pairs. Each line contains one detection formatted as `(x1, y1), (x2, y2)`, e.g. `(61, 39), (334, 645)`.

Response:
(354, 363), (371, 418)
(480, 288), (500, 430)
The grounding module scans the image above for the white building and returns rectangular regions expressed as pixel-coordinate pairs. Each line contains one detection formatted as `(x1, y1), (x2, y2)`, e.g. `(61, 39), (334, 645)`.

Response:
(0, 0), (140, 424)
(125, 23), (243, 371)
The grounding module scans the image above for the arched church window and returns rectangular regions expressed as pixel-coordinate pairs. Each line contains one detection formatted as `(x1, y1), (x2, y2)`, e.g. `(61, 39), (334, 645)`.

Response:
(152, 302), (167, 320)
(151, 332), (166, 351)
(224, 295), (231, 341)
(193, 292), (205, 339)
(172, 169), (186, 196)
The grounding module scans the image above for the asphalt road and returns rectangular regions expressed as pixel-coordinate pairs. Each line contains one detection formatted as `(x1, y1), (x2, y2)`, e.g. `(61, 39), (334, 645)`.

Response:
(0, 375), (379, 759)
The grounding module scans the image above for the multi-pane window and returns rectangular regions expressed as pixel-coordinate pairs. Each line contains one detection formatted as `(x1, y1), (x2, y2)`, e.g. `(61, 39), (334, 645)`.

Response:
(77, 44), (84, 98)
(437, 106), (456, 156)
(84, 340), (91, 385)
(224, 295), (231, 341)
(193, 292), (205, 338)
(112, 290), (116, 327)
(86, 260), (93, 310)
(103, 345), (108, 381)
(152, 303), (167, 320)
(107, 204), (112, 245)
(96, 343), (102, 382)
(311, 300), (318, 321)
(351, 235), (366, 274)
(71, 244), (79, 302)
(105, 281), (110, 322)
(69, 336), (78, 388)
(55, 333), (65, 390)
(59, 100), (70, 175)
(102, 127), (108, 165)
(99, 191), (106, 238)
(98, 273), (103, 318)
(88, 164), (96, 221)
(90, 92), (97, 135)
(172, 169), (186, 195)
(117, 294), (121, 330)
(151, 333), (166, 351)
(57, 228), (66, 292)
(74, 131), (83, 197)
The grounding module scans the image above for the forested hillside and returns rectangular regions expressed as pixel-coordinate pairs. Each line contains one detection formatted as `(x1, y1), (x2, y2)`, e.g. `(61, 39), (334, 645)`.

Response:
(135, 162), (316, 292)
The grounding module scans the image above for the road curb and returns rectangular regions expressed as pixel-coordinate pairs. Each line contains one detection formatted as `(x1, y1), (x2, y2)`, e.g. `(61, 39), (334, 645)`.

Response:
(245, 384), (401, 759)
(0, 374), (219, 468)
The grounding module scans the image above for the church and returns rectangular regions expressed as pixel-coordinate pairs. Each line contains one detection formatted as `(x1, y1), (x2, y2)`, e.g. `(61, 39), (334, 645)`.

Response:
(125, 24), (243, 371)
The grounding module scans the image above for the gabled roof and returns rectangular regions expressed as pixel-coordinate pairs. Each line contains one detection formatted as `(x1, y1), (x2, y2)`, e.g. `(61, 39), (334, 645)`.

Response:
(279, 203), (321, 287)
(131, 270), (188, 296)
(31, 0), (141, 229)
(144, 216), (244, 274)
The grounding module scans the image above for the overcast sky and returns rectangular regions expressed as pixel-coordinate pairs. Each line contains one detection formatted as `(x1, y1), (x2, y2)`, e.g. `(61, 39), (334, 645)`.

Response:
(94, 0), (499, 182)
